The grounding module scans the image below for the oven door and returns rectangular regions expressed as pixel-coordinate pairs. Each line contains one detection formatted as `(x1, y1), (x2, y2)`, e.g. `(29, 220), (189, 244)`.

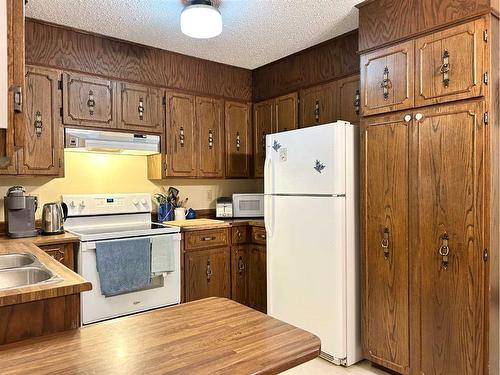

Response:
(78, 233), (181, 325)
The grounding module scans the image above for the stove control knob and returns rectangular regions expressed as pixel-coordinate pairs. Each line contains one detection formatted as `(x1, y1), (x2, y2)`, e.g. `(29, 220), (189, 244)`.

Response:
(70, 200), (76, 208)
(141, 199), (148, 206)
(79, 200), (86, 209)
(132, 199), (139, 206)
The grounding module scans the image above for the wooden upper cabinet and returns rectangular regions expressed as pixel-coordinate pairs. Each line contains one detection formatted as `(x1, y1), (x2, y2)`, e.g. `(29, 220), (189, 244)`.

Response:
(336, 75), (360, 124)
(62, 72), (116, 129)
(117, 82), (164, 133)
(195, 96), (224, 178)
(275, 92), (298, 132)
(299, 82), (336, 127)
(19, 66), (63, 176)
(253, 99), (274, 178)
(225, 101), (251, 178)
(166, 91), (196, 177)
(361, 112), (409, 374)
(410, 101), (485, 375)
(184, 247), (231, 302)
(361, 40), (414, 116)
(415, 18), (487, 107)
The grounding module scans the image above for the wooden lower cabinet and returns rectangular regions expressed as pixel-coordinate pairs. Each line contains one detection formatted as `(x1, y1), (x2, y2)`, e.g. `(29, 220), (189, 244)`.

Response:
(247, 244), (267, 313)
(38, 243), (75, 271)
(231, 245), (248, 305)
(184, 247), (231, 302)
(361, 101), (487, 375)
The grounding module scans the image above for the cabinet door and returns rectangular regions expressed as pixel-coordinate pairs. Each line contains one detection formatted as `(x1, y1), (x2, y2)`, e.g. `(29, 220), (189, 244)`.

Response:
(410, 102), (485, 375)
(361, 112), (410, 374)
(19, 66), (62, 176)
(166, 92), (196, 177)
(231, 245), (248, 305)
(299, 82), (336, 127)
(248, 244), (267, 313)
(117, 82), (163, 133)
(225, 101), (251, 178)
(62, 72), (116, 129)
(253, 99), (274, 178)
(336, 75), (360, 124)
(195, 96), (224, 178)
(38, 243), (74, 271)
(415, 18), (486, 107)
(360, 40), (414, 116)
(185, 247), (230, 302)
(275, 92), (298, 132)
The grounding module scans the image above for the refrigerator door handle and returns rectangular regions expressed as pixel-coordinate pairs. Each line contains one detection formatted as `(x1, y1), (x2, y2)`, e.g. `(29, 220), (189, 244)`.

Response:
(264, 195), (274, 238)
(264, 149), (272, 194)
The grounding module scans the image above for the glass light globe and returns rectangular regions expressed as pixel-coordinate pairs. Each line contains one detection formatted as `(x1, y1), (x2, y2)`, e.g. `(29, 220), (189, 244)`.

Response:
(181, 4), (222, 39)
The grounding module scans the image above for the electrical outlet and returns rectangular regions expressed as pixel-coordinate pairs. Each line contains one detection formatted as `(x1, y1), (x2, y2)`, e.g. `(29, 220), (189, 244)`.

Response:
(206, 189), (213, 202)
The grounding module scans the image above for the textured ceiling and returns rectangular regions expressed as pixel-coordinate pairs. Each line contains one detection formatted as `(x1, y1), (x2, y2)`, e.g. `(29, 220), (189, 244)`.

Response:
(26, 0), (360, 70)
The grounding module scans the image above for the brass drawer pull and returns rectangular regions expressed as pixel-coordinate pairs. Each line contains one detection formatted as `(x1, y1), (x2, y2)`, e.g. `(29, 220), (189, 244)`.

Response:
(238, 256), (245, 274)
(236, 132), (241, 151)
(34, 111), (43, 137)
(202, 236), (215, 241)
(179, 127), (185, 147)
(206, 260), (213, 281)
(138, 97), (145, 120)
(236, 230), (242, 239)
(87, 90), (96, 115)
(380, 67), (391, 100)
(314, 100), (320, 122)
(354, 89), (360, 115)
(381, 228), (389, 258)
(259, 234), (266, 240)
(440, 50), (450, 87)
(439, 233), (450, 269)
(208, 129), (214, 149)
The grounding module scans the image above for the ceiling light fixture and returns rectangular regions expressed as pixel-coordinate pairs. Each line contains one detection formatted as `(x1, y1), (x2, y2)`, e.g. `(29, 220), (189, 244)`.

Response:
(181, 0), (222, 39)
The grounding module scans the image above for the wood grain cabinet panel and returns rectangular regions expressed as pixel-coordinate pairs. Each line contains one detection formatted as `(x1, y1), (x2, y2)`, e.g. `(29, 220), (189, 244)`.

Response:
(19, 66), (63, 176)
(62, 73), (116, 129)
(38, 243), (75, 271)
(225, 101), (252, 178)
(275, 92), (298, 132)
(361, 40), (414, 116)
(231, 226), (248, 245)
(409, 102), (485, 375)
(336, 75), (360, 124)
(166, 91), (197, 177)
(184, 247), (230, 302)
(117, 82), (164, 133)
(248, 244), (267, 313)
(415, 18), (487, 107)
(253, 99), (274, 178)
(195, 96), (224, 178)
(361, 112), (409, 374)
(231, 245), (248, 305)
(299, 82), (336, 127)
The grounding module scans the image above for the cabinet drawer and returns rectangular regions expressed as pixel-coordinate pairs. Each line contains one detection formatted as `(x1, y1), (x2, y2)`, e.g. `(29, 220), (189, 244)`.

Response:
(251, 227), (267, 245)
(185, 228), (229, 251)
(415, 18), (486, 107)
(38, 243), (75, 271)
(231, 226), (248, 244)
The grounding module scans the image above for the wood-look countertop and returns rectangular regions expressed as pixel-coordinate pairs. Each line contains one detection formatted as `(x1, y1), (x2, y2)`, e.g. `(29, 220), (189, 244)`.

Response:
(0, 242), (91, 307)
(171, 219), (265, 232)
(0, 231), (80, 246)
(0, 297), (320, 375)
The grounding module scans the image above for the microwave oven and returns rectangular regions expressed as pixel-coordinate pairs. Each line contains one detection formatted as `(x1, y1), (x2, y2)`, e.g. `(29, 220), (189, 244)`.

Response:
(232, 194), (264, 218)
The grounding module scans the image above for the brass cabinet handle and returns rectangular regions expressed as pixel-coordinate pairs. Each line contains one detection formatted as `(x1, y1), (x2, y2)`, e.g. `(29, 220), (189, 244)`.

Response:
(380, 67), (391, 100)
(440, 50), (450, 87)
(206, 260), (213, 281)
(404, 114), (412, 123)
(238, 256), (245, 274)
(87, 90), (96, 115)
(138, 97), (145, 120)
(208, 129), (214, 149)
(236, 132), (241, 151)
(45, 248), (65, 263)
(260, 234), (266, 240)
(236, 230), (242, 239)
(439, 233), (450, 269)
(179, 127), (185, 147)
(202, 236), (215, 241)
(314, 100), (320, 122)
(34, 111), (43, 137)
(354, 89), (361, 115)
(381, 227), (390, 258)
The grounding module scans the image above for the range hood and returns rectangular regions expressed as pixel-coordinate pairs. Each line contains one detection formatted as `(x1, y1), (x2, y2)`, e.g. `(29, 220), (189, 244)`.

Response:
(65, 128), (160, 156)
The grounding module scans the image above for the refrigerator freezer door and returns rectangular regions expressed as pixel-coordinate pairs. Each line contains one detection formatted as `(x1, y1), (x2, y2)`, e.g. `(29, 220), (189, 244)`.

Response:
(266, 194), (347, 360)
(265, 122), (347, 195)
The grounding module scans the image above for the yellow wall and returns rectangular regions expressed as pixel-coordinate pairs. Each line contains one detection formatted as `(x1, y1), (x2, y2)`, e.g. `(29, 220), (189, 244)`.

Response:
(0, 151), (263, 220)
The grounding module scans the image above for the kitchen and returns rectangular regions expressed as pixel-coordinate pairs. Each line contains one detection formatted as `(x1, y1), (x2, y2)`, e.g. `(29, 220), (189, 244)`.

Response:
(0, 0), (499, 374)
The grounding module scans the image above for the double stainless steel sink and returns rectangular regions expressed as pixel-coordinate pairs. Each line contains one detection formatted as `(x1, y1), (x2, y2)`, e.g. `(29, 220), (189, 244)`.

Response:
(0, 253), (62, 290)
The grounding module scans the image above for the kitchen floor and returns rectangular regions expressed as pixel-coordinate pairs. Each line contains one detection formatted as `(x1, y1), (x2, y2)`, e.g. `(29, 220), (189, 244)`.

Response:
(283, 359), (390, 374)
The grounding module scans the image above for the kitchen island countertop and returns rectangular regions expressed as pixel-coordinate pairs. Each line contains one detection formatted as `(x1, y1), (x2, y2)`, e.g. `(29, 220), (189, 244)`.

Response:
(0, 297), (320, 375)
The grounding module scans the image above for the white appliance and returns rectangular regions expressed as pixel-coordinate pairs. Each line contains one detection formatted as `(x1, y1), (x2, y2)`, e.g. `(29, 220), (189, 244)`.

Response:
(232, 193), (264, 218)
(0, 0), (8, 129)
(63, 193), (181, 325)
(65, 128), (160, 155)
(265, 122), (362, 366)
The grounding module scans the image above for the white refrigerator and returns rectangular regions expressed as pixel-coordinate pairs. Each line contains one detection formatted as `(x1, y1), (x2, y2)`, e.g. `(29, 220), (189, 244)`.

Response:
(264, 122), (362, 366)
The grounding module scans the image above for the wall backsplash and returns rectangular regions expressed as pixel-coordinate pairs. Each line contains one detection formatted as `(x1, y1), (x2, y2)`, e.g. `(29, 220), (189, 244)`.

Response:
(0, 151), (263, 220)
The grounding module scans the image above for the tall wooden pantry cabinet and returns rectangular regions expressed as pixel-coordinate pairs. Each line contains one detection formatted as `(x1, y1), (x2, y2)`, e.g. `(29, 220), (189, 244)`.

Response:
(358, 1), (499, 374)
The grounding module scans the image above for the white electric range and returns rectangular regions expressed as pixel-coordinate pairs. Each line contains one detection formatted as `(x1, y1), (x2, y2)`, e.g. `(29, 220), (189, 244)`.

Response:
(62, 193), (181, 325)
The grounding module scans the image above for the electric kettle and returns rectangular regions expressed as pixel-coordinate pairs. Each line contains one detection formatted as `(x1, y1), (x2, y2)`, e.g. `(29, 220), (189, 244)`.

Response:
(41, 202), (68, 235)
